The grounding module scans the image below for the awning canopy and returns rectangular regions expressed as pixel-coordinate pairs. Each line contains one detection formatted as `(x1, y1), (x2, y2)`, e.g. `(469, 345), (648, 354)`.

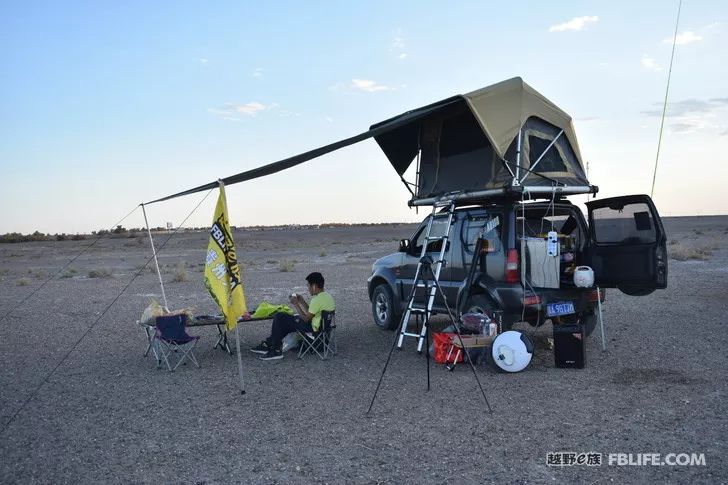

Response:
(146, 77), (590, 206)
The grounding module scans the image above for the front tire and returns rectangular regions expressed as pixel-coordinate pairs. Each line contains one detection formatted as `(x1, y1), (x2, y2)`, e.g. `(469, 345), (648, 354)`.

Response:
(371, 284), (400, 330)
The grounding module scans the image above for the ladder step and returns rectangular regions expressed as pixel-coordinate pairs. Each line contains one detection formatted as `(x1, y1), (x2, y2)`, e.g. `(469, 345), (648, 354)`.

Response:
(401, 332), (421, 338)
(425, 236), (448, 241)
(415, 282), (441, 288)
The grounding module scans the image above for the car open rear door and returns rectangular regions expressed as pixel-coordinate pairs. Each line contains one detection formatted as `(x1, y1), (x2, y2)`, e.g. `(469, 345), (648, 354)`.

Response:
(586, 194), (667, 296)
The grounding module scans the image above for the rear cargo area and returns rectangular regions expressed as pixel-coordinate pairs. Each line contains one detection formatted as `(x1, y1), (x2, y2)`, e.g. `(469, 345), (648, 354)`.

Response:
(517, 203), (587, 289)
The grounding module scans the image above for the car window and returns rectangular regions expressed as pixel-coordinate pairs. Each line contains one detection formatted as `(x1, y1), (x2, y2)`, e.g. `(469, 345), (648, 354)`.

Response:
(463, 214), (502, 253)
(412, 217), (452, 253)
(592, 203), (657, 244)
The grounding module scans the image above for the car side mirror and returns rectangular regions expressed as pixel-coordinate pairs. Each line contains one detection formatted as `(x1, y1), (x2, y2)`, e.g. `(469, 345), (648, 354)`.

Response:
(399, 239), (410, 252)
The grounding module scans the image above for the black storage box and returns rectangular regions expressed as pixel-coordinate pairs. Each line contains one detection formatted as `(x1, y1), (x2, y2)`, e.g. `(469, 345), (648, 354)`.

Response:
(553, 323), (586, 369)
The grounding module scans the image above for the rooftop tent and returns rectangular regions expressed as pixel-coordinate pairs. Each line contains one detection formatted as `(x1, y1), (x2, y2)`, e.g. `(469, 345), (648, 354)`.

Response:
(146, 77), (595, 207)
(371, 77), (595, 204)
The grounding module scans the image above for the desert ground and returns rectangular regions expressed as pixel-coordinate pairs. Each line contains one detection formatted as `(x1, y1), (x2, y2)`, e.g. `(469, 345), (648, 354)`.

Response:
(0, 215), (726, 484)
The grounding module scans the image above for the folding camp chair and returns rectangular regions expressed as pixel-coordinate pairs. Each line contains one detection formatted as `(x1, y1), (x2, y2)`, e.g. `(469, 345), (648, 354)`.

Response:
(153, 314), (201, 371)
(297, 310), (336, 360)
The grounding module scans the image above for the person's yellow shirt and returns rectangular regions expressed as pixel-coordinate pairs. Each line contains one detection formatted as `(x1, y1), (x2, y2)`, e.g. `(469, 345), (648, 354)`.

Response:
(308, 291), (335, 331)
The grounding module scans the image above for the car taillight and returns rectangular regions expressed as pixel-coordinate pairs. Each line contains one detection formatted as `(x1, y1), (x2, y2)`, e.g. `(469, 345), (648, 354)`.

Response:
(505, 248), (520, 283)
(522, 294), (541, 305)
(588, 288), (605, 302)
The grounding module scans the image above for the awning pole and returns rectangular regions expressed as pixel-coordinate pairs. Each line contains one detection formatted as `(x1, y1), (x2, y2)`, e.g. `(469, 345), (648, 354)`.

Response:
(235, 323), (246, 395)
(141, 203), (170, 312)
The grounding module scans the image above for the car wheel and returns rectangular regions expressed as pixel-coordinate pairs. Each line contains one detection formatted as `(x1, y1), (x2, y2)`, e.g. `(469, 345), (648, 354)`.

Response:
(617, 285), (655, 297)
(463, 293), (513, 331)
(371, 284), (400, 330)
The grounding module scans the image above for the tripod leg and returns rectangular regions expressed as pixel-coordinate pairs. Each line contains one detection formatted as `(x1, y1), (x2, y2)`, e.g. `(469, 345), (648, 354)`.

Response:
(431, 274), (493, 413)
(367, 310), (410, 415)
(425, 321), (431, 391)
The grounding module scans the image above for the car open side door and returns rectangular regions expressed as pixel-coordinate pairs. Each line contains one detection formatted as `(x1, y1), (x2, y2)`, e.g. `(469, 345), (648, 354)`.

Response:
(586, 194), (667, 296)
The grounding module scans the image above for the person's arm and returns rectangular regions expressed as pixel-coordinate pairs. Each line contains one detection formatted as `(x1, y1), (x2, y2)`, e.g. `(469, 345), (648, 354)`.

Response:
(289, 294), (313, 322)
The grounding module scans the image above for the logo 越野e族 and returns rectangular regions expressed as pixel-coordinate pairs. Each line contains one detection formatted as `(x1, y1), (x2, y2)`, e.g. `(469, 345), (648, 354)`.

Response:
(209, 216), (241, 291)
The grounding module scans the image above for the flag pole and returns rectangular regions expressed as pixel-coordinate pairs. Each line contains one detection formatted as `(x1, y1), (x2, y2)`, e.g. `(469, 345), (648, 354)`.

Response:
(235, 322), (246, 395)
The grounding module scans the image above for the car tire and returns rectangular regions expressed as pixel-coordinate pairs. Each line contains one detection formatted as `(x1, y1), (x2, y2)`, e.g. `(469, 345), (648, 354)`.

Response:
(372, 284), (401, 330)
(617, 285), (655, 297)
(463, 293), (514, 331)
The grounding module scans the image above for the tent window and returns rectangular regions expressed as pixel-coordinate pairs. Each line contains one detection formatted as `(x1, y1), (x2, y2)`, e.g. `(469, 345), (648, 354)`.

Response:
(528, 135), (567, 173)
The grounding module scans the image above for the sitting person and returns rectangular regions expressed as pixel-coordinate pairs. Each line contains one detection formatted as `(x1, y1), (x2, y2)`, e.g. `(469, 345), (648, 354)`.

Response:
(250, 272), (335, 361)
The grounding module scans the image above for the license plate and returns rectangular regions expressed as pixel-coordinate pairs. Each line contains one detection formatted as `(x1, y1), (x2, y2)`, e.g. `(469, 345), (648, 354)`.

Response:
(547, 301), (575, 317)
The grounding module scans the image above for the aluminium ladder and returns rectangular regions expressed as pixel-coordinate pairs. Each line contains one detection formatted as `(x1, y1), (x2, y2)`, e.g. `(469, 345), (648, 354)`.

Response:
(396, 199), (457, 352)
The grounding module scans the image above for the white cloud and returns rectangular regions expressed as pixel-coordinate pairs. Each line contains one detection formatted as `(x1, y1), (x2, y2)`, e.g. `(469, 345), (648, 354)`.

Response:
(669, 119), (712, 135)
(641, 54), (662, 71)
(351, 79), (392, 92)
(252, 67), (263, 77)
(324, 116), (333, 123)
(199, 58), (209, 64)
(548, 16), (599, 32)
(663, 30), (702, 45)
(642, 98), (728, 135)
(208, 101), (272, 120)
(233, 102), (268, 115)
(642, 98), (728, 117)
(662, 30), (703, 45)
(390, 34), (407, 59)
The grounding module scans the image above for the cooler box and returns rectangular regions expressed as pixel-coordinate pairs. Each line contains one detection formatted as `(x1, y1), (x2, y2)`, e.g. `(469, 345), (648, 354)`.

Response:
(553, 323), (586, 369)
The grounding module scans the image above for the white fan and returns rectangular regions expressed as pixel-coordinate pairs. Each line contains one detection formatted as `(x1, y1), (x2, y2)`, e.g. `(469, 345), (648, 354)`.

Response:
(491, 331), (534, 372)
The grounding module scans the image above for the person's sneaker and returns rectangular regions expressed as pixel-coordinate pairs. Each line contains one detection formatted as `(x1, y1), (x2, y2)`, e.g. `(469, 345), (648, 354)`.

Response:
(250, 341), (270, 354)
(258, 349), (283, 361)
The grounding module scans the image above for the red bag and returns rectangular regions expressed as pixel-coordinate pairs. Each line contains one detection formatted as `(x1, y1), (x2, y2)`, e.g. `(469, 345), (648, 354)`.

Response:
(432, 333), (464, 364)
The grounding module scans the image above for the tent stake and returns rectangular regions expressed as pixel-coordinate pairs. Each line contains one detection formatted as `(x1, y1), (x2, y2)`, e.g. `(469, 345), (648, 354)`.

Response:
(141, 203), (170, 311)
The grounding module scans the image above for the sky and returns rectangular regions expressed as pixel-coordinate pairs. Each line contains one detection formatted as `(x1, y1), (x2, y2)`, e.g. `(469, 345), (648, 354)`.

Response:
(1, 1), (727, 234)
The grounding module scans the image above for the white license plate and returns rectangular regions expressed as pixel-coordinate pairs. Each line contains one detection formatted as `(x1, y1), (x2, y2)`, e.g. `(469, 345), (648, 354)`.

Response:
(547, 301), (575, 317)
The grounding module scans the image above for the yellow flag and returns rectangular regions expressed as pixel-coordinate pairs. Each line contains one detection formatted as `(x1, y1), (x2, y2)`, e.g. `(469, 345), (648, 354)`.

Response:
(204, 183), (246, 330)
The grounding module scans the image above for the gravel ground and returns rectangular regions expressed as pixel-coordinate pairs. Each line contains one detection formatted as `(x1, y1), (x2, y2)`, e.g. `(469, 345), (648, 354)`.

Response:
(0, 217), (726, 484)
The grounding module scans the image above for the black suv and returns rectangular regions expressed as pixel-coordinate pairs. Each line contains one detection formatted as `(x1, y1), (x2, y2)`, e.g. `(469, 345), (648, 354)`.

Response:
(367, 194), (667, 336)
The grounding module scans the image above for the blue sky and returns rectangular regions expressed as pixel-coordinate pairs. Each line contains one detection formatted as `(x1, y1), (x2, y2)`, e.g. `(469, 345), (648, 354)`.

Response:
(1, 1), (726, 233)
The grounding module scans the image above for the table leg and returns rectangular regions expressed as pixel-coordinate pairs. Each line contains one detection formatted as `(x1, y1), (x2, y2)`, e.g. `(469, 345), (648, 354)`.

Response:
(214, 324), (233, 355)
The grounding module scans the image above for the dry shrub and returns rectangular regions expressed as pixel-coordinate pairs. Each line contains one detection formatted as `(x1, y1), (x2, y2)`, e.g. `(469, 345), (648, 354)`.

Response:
(668, 242), (712, 261)
(17, 278), (30, 286)
(88, 268), (112, 278)
(172, 262), (190, 282)
(319, 250), (327, 257)
(278, 260), (295, 272)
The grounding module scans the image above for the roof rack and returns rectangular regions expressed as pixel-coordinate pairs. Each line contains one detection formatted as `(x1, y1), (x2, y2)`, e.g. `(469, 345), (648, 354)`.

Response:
(409, 185), (598, 207)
